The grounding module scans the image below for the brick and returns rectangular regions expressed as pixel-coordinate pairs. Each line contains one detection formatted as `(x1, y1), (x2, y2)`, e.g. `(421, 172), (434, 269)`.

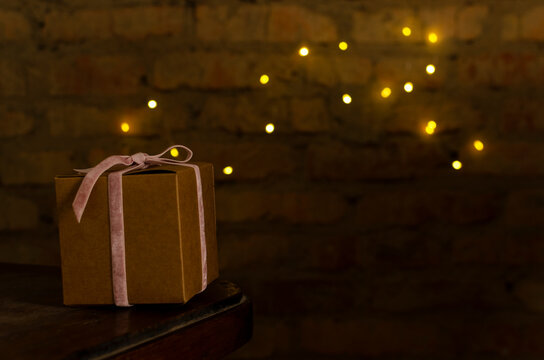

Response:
(0, 10), (31, 40)
(307, 140), (450, 180)
(358, 229), (447, 268)
(1, 150), (73, 185)
(50, 56), (145, 95)
(420, 7), (456, 40)
(502, 14), (519, 41)
(356, 191), (501, 227)
(521, 6), (544, 41)
(504, 190), (544, 226)
(187, 142), (296, 180)
(460, 142), (544, 175)
(153, 52), (258, 90)
(267, 4), (337, 42)
(0, 60), (26, 96)
(196, 5), (267, 42)
(291, 98), (331, 132)
(352, 9), (421, 43)
(0, 191), (38, 230)
(198, 95), (288, 133)
(0, 109), (33, 138)
(375, 57), (445, 88)
(216, 190), (346, 224)
(514, 279), (544, 312)
(113, 6), (185, 39)
(43, 10), (111, 41)
(305, 56), (372, 86)
(219, 234), (357, 272)
(386, 101), (478, 134)
(47, 105), (161, 137)
(452, 228), (544, 265)
(500, 98), (544, 134)
(458, 54), (544, 87)
(457, 6), (488, 41)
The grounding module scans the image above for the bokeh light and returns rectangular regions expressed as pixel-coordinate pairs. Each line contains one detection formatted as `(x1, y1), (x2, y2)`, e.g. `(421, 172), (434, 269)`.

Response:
(223, 166), (234, 175)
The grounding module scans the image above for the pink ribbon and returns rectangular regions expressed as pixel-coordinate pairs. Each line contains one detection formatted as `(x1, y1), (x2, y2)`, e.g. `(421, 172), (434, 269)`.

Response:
(72, 145), (208, 307)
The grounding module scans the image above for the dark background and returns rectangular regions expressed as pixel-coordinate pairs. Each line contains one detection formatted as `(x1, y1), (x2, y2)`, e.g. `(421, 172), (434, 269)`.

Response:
(2, 0), (544, 358)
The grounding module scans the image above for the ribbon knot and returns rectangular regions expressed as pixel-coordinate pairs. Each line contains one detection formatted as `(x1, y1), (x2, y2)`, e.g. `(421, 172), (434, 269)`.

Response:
(131, 152), (148, 165)
(70, 145), (207, 307)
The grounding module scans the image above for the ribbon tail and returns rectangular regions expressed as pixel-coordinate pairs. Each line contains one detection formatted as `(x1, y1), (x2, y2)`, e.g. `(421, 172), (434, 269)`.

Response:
(108, 171), (131, 307)
(72, 155), (132, 223)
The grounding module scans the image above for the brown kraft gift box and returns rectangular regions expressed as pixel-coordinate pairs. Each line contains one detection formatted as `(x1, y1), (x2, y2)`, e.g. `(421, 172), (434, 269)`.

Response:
(55, 163), (219, 305)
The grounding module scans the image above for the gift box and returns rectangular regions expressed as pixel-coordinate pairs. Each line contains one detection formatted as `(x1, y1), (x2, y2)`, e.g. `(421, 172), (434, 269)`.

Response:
(54, 147), (218, 306)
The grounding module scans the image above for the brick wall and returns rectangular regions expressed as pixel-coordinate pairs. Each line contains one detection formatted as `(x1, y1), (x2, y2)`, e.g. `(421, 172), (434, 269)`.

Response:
(1, 0), (544, 358)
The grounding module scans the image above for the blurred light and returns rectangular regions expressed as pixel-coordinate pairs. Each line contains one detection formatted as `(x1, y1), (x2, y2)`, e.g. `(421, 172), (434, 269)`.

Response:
(265, 123), (275, 134)
(342, 94), (352, 104)
(428, 32), (438, 43)
(147, 100), (157, 109)
(170, 148), (179, 157)
(121, 122), (130, 133)
(299, 47), (309, 56)
(425, 120), (437, 135)
(404, 82), (414, 93)
(473, 140), (484, 151)
(426, 64), (436, 74)
(381, 87), (392, 98)
(338, 41), (348, 51)
(452, 160), (462, 170)
(223, 166), (233, 175)
(260, 74), (269, 85)
(402, 27), (412, 37)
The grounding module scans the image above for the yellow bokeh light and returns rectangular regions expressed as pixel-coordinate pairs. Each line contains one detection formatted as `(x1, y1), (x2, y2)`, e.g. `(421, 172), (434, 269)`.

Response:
(299, 47), (309, 56)
(223, 166), (233, 175)
(404, 82), (414, 93)
(426, 64), (436, 74)
(147, 99), (157, 109)
(338, 41), (348, 51)
(452, 160), (462, 170)
(265, 123), (275, 134)
(425, 121), (436, 135)
(402, 27), (412, 37)
(121, 122), (130, 133)
(260, 74), (269, 85)
(342, 94), (352, 104)
(170, 148), (179, 157)
(428, 32), (438, 43)
(473, 140), (484, 151)
(381, 87), (392, 98)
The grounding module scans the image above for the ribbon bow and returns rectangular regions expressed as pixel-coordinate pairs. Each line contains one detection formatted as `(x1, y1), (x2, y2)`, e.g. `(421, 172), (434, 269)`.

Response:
(72, 145), (207, 306)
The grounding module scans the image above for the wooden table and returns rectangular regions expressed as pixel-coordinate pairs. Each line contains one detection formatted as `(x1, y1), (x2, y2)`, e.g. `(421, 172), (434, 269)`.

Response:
(0, 263), (252, 359)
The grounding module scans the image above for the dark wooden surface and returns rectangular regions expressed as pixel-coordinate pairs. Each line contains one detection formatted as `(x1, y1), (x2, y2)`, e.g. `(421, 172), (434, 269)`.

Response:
(0, 263), (252, 359)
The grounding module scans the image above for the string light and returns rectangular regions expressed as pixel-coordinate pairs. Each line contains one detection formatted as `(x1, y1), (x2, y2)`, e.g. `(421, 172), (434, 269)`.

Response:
(381, 87), (392, 98)
(338, 41), (348, 51)
(223, 166), (233, 175)
(147, 100), (157, 109)
(404, 82), (414, 93)
(259, 74), (269, 85)
(425, 120), (436, 135)
(170, 148), (179, 157)
(121, 122), (130, 133)
(342, 94), (352, 104)
(452, 160), (462, 170)
(426, 64), (436, 74)
(265, 123), (275, 134)
(428, 32), (438, 43)
(299, 47), (309, 56)
(402, 27), (412, 37)
(473, 140), (484, 151)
